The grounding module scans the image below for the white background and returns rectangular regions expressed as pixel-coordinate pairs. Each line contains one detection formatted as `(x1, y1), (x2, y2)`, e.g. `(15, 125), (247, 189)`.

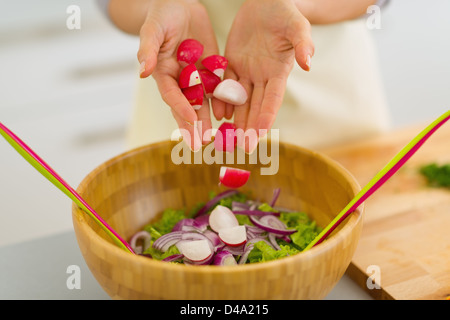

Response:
(1, 0), (449, 248)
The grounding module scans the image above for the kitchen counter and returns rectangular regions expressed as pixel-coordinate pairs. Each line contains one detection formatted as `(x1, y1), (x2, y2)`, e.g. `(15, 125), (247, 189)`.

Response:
(0, 230), (372, 300)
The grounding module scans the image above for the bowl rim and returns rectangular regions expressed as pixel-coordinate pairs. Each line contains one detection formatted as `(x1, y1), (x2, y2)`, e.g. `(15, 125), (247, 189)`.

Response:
(72, 139), (363, 274)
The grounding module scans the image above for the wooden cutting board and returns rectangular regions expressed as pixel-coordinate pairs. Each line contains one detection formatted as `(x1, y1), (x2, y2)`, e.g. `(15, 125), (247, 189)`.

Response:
(319, 119), (450, 300)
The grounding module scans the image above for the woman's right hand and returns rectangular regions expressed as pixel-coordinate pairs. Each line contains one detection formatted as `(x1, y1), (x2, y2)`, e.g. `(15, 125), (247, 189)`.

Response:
(137, 0), (219, 151)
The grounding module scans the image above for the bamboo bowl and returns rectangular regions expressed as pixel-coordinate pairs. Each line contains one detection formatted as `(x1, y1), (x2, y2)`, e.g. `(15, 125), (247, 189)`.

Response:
(72, 140), (363, 300)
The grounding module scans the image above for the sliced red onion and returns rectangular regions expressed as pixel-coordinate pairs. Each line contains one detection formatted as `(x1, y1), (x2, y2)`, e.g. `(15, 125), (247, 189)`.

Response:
(269, 188), (281, 207)
(213, 250), (237, 266)
(231, 201), (250, 211)
(172, 218), (196, 232)
(129, 230), (152, 254)
(162, 254), (184, 262)
(249, 215), (296, 236)
(238, 244), (254, 265)
(203, 229), (224, 251)
(231, 209), (280, 216)
(194, 189), (239, 217)
(245, 236), (275, 249)
(152, 231), (183, 252)
(220, 244), (245, 256)
(269, 233), (281, 250)
(193, 214), (210, 231)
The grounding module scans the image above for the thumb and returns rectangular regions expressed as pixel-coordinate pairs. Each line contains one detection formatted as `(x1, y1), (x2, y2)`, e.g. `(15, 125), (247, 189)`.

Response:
(137, 20), (164, 78)
(286, 13), (315, 71)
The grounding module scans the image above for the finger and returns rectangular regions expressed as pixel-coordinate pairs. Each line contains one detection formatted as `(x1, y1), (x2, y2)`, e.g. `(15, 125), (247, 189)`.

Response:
(137, 20), (164, 78)
(256, 76), (287, 136)
(286, 13), (315, 71)
(196, 99), (213, 144)
(224, 104), (234, 120)
(154, 73), (198, 126)
(245, 82), (265, 132)
(211, 97), (226, 121)
(171, 109), (203, 152)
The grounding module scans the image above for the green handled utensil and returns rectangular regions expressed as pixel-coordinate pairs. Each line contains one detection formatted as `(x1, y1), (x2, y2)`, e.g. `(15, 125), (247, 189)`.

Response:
(304, 109), (450, 251)
(0, 122), (135, 254)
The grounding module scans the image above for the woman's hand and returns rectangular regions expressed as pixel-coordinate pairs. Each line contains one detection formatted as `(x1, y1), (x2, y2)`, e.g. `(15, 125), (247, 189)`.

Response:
(217, 0), (314, 153)
(137, 0), (218, 151)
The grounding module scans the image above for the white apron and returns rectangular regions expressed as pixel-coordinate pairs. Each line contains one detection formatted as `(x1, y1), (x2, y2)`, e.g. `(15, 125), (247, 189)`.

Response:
(126, 0), (391, 150)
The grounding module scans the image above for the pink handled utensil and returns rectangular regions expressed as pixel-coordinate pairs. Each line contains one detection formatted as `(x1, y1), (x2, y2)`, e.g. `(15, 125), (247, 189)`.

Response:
(0, 122), (135, 254)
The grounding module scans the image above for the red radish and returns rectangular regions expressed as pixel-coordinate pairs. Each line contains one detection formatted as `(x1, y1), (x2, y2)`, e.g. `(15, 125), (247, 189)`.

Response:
(214, 122), (237, 153)
(176, 239), (212, 262)
(177, 39), (204, 67)
(179, 64), (201, 89)
(198, 68), (221, 98)
(208, 205), (239, 233)
(218, 225), (247, 247)
(182, 84), (204, 110)
(219, 166), (250, 189)
(201, 55), (228, 78)
(213, 79), (248, 105)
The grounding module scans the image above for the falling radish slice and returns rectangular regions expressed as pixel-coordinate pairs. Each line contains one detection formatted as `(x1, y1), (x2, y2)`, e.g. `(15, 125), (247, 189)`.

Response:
(182, 84), (204, 110)
(177, 39), (204, 67)
(179, 64), (202, 89)
(201, 55), (228, 78)
(218, 225), (247, 247)
(214, 122), (237, 153)
(213, 79), (248, 105)
(198, 68), (221, 98)
(209, 205), (239, 233)
(219, 166), (250, 189)
(177, 239), (212, 262)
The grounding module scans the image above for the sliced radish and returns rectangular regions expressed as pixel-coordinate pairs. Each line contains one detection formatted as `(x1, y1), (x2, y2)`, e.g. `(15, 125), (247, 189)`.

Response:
(213, 79), (248, 105)
(176, 239), (212, 262)
(201, 55), (228, 78)
(208, 205), (239, 233)
(198, 68), (221, 98)
(213, 250), (237, 266)
(182, 84), (204, 110)
(214, 122), (237, 153)
(177, 39), (204, 67)
(219, 166), (250, 189)
(218, 225), (247, 247)
(179, 64), (202, 89)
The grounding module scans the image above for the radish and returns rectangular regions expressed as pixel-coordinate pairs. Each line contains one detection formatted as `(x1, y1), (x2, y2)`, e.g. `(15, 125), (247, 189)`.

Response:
(179, 64), (202, 89)
(201, 55), (228, 78)
(177, 39), (204, 67)
(218, 225), (247, 247)
(214, 122), (237, 153)
(208, 205), (239, 233)
(198, 68), (221, 98)
(213, 79), (248, 105)
(219, 166), (250, 189)
(182, 84), (204, 110)
(176, 239), (212, 262)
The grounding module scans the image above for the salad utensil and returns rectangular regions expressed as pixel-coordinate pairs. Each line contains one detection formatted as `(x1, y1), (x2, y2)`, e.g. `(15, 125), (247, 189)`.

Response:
(304, 110), (450, 250)
(0, 122), (135, 254)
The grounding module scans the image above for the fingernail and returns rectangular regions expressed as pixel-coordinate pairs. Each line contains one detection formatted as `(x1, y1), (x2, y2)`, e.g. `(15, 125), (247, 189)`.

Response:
(306, 55), (311, 70)
(139, 61), (146, 76)
(246, 135), (259, 155)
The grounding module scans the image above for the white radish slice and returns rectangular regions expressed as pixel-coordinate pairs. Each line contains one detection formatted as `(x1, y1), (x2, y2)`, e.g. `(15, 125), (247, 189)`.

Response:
(213, 79), (248, 105)
(208, 205), (239, 233)
(219, 166), (250, 189)
(176, 239), (212, 262)
(201, 55), (228, 78)
(198, 68), (221, 98)
(179, 64), (201, 88)
(218, 225), (247, 247)
(182, 84), (204, 110)
(177, 39), (204, 67)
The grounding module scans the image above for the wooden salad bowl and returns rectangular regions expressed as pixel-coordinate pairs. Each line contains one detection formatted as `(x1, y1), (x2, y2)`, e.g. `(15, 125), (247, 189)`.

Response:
(72, 139), (363, 300)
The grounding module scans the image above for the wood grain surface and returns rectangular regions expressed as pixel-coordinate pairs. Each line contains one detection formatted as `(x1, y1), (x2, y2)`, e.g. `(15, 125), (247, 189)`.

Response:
(320, 119), (450, 300)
